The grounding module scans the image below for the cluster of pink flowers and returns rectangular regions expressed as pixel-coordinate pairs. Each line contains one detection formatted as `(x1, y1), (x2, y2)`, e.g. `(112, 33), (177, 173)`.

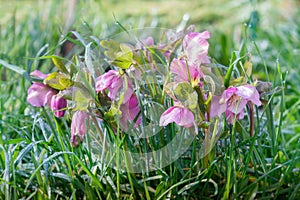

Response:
(27, 26), (262, 145)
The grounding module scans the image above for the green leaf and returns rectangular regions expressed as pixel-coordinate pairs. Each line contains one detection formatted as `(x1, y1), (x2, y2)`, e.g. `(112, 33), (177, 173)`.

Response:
(112, 43), (133, 69)
(101, 40), (134, 69)
(52, 56), (69, 74)
(229, 76), (244, 86)
(72, 83), (93, 111)
(174, 82), (198, 112)
(244, 61), (252, 78)
(44, 72), (73, 90)
(105, 104), (121, 118)
(173, 82), (194, 102)
(154, 181), (167, 200)
(224, 51), (236, 88)
(0, 59), (30, 81)
(100, 39), (120, 59)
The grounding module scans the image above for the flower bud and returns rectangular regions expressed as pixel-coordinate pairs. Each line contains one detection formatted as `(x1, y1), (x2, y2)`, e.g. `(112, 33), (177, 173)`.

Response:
(50, 95), (67, 118)
(71, 111), (90, 146)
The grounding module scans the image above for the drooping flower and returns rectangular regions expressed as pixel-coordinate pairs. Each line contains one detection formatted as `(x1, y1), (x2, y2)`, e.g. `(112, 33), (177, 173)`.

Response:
(27, 70), (56, 107)
(95, 70), (133, 103)
(27, 82), (56, 107)
(71, 110), (90, 146)
(27, 70), (67, 117)
(119, 94), (141, 130)
(183, 31), (210, 65)
(170, 58), (203, 87)
(50, 95), (67, 118)
(210, 84), (261, 124)
(159, 102), (195, 128)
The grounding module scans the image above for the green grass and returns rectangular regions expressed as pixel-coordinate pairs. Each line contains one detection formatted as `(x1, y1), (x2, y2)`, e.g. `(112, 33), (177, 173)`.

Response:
(1, 0), (300, 199)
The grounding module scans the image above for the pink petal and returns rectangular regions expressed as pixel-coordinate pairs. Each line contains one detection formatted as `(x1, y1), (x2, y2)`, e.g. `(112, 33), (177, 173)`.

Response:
(226, 110), (245, 125)
(95, 70), (119, 92)
(236, 85), (261, 106)
(159, 106), (195, 128)
(120, 94), (141, 130)
(183, 31), (210, 65)
(210, 95), (227, 118)
(178, 107), (195, 128)
(170, 58), (203, 83)
(136, 36), (154, 49)
(95, 70), (134, 103)
(227, 99), (247, 114)
(30, 70), (48, 79)
(27, 83), (56, 107)
(50, 95), (67, 118)
(159, 106), (181, 126)
(71, 111), (90, 146)
(222, 87), (238, 101)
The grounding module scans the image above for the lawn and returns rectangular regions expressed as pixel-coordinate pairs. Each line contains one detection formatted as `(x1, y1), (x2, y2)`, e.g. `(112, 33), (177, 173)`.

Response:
(1, 0), (300, 199)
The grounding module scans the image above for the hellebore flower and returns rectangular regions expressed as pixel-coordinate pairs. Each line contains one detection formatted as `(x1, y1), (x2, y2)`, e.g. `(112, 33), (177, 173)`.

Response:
(27, 70), (68, 117)
(210, 85), (261, 124)
(27, 70), (56, 107)
(95, 70), (133, 103)
(170, 58), (203, 87)
(27, 82), (56, 107)
(159, 102), (195, 128)
(120, 94), (141, 130)
(50, 95), (67, 118)
(183, 31), (210, 65)
(71, 110), (90, 146)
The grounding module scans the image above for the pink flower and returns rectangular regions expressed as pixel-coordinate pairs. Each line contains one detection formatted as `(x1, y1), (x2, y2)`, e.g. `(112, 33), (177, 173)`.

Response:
(50, 95), (67, 118)
(71, 111), (90, 146)
(27, 70), (68, 117)
(27, 82), (56, 107)
(210, 85), (261, 124)
(183, 31), (210, 65)
(170, 58), (203, 87)
(159, 103), (195, 128)
(95, 70), (133, 103)
(120, 94), (141, 131)
(27, 70), (55, 107)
